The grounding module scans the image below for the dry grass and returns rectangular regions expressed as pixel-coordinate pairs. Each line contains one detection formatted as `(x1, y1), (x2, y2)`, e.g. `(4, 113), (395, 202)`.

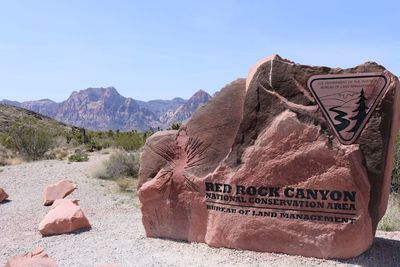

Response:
(45, 146), (70, 160)
(0, 144), (22, 166)
(4, 157), (23, 165)
(116, 178), (137, 192)
(378, 193), (400, 231)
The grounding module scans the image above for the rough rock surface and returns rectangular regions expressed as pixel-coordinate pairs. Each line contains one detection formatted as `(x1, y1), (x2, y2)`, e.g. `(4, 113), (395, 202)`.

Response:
(42, 179), (76, 206)
(138, 55), (400, 259)
(5, 247), (57, 267)
(0, 187), (9, 202)
(39, 199), (91, 236)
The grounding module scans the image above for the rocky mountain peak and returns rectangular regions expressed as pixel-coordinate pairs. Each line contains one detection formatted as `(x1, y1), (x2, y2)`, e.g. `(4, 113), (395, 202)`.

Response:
(191, 89), (210, 99)
(68, 87), (122, 103)
(165, 90), (211, 125)
(186, 90), (211, 108)
(0, 85), (215, 131)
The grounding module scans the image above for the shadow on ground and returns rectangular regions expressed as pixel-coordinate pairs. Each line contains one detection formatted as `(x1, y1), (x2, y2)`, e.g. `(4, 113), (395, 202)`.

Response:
(337, 237), (400, 267)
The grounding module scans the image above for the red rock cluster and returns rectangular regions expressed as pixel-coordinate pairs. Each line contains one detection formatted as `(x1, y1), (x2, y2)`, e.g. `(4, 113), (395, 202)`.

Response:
(42, 179), (76, 206)
(38, 179), (90, 236)
(138, 55), (400, 258)
(39, 199), (91, 236)
(5, 178), (91, 265)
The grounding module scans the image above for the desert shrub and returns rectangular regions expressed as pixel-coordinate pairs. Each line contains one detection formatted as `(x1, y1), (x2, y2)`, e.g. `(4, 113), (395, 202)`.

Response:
(86, 137), (113, 152)
(378, 193), (400, 231)
(68, 150), (89, 162)
(86, 139), (102, 152)
(77, 130), (146, 152)
(64, 127), (88, 146)
(113, 133), (144, 151)
(96, 151), (139, 180)
(143, 130), (154, 140)
(167, 122), (181, 130)
(391, 135), (400, 192)
(1, 120), (57, 161)
(0, 144), (12, 166)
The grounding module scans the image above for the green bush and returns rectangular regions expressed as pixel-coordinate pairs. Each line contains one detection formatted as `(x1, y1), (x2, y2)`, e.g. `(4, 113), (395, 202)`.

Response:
(97, 151), (139, 180)
(1, 120), (56, 161)
(78, 130), (146, 152)
(113, 133), (144, 151)
(168, 122), (181, 130)
(86, 138), (106, 152)
(68, 151), (89, 162)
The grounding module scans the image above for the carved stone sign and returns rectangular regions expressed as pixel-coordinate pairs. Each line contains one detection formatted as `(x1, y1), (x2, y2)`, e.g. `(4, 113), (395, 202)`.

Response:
(138, 55), (400, 259)
(205, 182), (358, 224)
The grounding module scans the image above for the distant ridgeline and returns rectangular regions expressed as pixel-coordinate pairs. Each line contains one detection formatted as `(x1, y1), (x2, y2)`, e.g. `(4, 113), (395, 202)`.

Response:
(0, 87), (211, 132)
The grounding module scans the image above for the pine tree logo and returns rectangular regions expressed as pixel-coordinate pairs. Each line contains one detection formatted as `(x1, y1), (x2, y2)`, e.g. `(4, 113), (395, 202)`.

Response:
(328, 88), (368, 140)
(308, 73), (389, 145)
(347, 89), (368, 135)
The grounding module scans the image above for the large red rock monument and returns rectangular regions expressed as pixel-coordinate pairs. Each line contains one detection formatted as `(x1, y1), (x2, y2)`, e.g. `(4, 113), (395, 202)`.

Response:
(138, 55), (400, 259)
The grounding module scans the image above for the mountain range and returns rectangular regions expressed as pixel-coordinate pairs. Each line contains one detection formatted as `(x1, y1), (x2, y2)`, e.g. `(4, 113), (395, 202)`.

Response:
(1, 87), (212, 131)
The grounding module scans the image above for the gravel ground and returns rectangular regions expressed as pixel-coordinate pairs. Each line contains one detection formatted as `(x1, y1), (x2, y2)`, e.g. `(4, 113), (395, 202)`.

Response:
(1, 152), (400, 267)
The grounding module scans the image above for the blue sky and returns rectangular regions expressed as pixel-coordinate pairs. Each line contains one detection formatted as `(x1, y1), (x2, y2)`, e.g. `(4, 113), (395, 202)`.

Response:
(0, 0), (399, 102)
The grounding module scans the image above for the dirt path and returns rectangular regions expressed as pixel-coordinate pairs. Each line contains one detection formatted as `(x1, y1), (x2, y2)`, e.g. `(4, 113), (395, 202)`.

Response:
(1, 153), (400, 267)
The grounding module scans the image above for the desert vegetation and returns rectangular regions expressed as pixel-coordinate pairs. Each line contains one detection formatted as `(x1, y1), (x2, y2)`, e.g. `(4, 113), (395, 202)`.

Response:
(68, 150), (89, 163)
(0, 105), (148, 193)
(65, 128), (150, 152)
(379, 135), (400, 231)
(96, 150), (139, 180)
(378, 193), (400, 231)
(391, 135), (400, 192)
(0, 115), (151, 162)
(95, 150), (140, 192)
(0, 118), (63, 161)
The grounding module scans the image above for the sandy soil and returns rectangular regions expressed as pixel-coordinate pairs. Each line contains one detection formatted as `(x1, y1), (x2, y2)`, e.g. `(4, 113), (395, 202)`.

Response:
(1, 153), (400, 267)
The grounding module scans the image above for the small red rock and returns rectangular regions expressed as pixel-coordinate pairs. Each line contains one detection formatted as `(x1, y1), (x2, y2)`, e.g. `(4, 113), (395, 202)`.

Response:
(5, 247), (58, 267)
(0, 187), (9, 202)
(42, 180), (76, 206)
(38, 199), (91, 236)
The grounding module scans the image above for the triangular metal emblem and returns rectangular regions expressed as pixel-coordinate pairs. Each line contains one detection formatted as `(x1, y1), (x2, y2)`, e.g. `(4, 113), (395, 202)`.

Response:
(308, 72), (389, 145)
